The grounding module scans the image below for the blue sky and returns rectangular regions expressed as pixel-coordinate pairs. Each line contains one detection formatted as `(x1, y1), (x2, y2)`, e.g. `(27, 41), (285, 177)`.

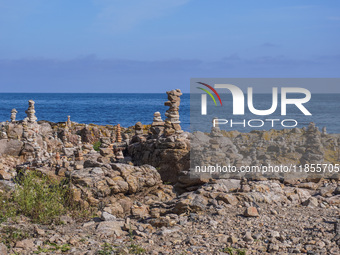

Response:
(0, 0), (339, 92)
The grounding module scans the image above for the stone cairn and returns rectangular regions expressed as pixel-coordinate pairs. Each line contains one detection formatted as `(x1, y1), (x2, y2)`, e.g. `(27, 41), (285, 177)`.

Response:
(10, 109), (18, 123)
(75, 148), (84, 161)
(149, 112), (164, 138)
(66, 116), (72, 128)
(114, 124), (124, 159)
(100, 137), (111, 148)
(116, 124), (122, 143)
(25, 100), (37, 123)
(131, 122), (145, 143)
(164, 89), (183, 136)
(135, 122), (143, 136)
(301, 122), (324, 164)
(210, 117), (222, 137)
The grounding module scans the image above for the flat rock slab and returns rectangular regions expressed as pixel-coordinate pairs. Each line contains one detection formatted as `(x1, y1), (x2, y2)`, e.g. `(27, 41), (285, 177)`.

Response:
(96, 220), (125, 237)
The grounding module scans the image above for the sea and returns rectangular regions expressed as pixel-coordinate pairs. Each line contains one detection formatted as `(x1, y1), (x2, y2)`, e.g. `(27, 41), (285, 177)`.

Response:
(0, 93), (339, 133)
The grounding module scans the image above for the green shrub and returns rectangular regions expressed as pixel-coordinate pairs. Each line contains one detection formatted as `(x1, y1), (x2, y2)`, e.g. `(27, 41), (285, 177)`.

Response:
(0, 170), (97, 226)
(34, 242), (71, 254)
(0, 192), (16, 223)
(222, 247), (247, 255)
(12, 171), (71, 224)
(128, 243), (146, 254)
(93, 141), (101, 151)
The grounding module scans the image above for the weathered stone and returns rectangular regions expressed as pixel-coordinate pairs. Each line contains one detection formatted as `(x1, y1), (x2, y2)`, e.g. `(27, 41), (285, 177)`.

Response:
(173, 193), (208, 214)
(131, 204), (149, 219)
(101, 211), (116, 221)
(15, 239), (34, 249)
(244, 207), (259, 217)
(326, 195), (340, 205)
(0, 139), (23, 156)
(320, 185), (336, 197)
(0, 170), (11, 180)
(244, 231), (254, 243)
(0, 243), (7, 255)
(217, 194), (238, 205)
(96, 220), (125, 237)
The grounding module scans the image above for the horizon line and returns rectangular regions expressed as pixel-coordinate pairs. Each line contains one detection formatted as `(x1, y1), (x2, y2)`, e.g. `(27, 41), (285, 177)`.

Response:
(1, 92), (340, 94)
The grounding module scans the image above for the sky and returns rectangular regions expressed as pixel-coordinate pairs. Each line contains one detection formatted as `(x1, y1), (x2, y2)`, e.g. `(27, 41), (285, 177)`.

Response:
(0, 0), (339, 93)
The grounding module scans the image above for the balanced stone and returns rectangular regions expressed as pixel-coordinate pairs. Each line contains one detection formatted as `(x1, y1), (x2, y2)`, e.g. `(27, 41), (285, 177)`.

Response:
(25, 100), (37, 123)
(152, 112), (163, 124)
(135, 122), (143, 136)
(116, 124), (122, 143)
(10, 109), (18, 123)
(164, 89), (183, 135)
(150, 112), (165, 137)
(66, 116), (72, 128)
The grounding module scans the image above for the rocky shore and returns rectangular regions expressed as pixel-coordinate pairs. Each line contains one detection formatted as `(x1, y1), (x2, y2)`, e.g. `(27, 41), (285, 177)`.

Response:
(0, 90), (339, 254)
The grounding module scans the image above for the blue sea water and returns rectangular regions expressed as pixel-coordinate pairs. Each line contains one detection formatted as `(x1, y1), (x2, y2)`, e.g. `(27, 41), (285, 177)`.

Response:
(0, 93), (339, 133)
(0, 93), (190, 129)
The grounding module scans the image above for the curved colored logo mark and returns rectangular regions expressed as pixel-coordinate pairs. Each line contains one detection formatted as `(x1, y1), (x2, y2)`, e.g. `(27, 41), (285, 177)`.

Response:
(197, 87), (217, 105)
(197, 82), (223, 106)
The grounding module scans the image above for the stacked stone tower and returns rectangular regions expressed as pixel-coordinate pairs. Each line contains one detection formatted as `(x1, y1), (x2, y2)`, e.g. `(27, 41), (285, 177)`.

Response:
(25, 100), (37, 123)
(10, 109), (18, 123)
(164, 89), (183, 136)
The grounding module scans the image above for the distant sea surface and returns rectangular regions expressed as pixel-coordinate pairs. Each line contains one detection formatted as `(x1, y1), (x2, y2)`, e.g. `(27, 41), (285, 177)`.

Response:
(0, 93), (339, 133)
(0, 93), (190, 130)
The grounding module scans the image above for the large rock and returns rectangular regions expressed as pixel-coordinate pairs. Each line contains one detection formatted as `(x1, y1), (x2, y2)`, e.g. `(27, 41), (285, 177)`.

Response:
(0, 139), (23, 156)
(96, 220), (125, 237)
(129, 133), (190, 183)
(68, 163), (163, 208)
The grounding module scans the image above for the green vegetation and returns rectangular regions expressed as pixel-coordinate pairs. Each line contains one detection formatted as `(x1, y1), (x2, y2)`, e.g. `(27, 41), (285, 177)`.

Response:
(96, 242), (146, 255)
(12, 171), (71, 224)
(93, 141), (102, 151)
(34, 242), (71, 254)
(0, 226), (30, 248)
(222, 247), (247, 255)
(128, 243), (146, 254)
(97, 243), (115, 255)
(0, 170), (95, 226)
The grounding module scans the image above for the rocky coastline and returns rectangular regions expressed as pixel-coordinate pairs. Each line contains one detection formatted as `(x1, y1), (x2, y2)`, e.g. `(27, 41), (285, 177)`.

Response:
(0, 90), (339, 254)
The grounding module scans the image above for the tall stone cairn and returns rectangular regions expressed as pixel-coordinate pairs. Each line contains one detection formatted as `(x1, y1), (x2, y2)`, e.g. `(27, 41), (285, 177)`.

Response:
(116, 124), (122, 143)
(10, 109), (18, 122)
(164, 89), (183, 136)
(25, 100), (37, 123)
(300, 122), (324, 164)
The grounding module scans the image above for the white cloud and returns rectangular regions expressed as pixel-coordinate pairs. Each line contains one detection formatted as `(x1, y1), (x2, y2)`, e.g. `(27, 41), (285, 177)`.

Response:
(92, 0), (190, 32)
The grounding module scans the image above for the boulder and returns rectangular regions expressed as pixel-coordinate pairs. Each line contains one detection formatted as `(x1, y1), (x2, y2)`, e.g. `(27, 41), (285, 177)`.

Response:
(96, 220), (125, 237)
(0, 139), (23, 156)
